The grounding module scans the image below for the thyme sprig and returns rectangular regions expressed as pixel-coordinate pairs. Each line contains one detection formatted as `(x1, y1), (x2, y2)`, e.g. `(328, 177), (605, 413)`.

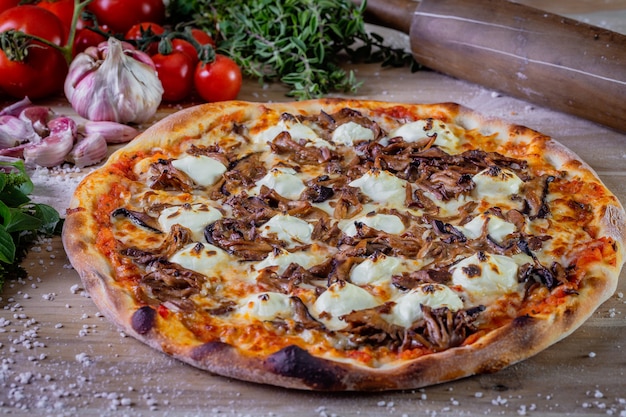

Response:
(169, 0), (417, 100)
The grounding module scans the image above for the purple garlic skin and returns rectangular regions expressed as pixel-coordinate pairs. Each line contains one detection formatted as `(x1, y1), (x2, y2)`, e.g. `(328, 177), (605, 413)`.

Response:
(64, 37), (163, 124)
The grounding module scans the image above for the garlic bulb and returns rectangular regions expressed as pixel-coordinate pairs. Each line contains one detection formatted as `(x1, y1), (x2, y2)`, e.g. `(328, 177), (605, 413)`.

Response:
(64, 37), (163, 124)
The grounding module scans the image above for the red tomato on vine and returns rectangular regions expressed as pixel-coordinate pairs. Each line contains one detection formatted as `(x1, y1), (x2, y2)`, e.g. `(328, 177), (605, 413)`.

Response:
(0, 5), (68, 99)
(152, 51), (195, 102)
(194, 54), (242, 103)
(87, 0), (166, 34)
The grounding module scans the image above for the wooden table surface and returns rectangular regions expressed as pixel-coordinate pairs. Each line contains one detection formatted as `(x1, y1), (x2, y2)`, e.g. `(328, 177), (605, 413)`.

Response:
(1, 3), (626, 416)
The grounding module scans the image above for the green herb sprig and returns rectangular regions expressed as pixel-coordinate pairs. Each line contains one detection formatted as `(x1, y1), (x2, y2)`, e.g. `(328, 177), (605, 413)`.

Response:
(0, 158), (62, 290)
(168, 0), (417, 99)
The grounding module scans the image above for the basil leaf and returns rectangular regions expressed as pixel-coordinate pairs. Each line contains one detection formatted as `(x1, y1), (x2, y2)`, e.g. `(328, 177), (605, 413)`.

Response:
(5, 208), (43, 233)
(33, 203), (61, 234)
(1, 184), (31, 206)
(0, 225), (15, 264)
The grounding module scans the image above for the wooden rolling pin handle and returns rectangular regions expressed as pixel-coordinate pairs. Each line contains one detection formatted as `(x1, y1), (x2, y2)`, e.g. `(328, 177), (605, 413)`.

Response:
(358, 0), (626, 132)
(352, 0), (416, 34)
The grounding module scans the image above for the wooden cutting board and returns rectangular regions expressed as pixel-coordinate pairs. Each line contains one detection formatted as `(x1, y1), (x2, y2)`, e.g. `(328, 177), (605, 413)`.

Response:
(2, 3), (626, 415)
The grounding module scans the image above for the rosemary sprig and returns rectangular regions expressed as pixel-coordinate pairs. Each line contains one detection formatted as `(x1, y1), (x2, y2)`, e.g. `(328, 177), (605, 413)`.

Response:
(168, 0), (417, 100)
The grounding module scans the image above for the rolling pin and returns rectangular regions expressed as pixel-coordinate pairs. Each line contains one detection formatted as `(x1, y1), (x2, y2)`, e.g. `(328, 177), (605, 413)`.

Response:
(356, 0), (626, 132)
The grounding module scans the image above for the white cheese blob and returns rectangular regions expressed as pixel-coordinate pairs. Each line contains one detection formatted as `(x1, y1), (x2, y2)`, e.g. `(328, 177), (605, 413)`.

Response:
(237, 292), (293, 321)
(171, 155), (227, 186)
(458, 213), (516, 243)
(348, 170), (407, 206)
(254, 167), (306, 200)
(342, 213), (405, 237)
(332, 122), (374, 145)
(260, 214), (314, 247)
(313, 281), (380, 330)
(384, 284), (464, 328)
(451, 252), (519, 303)
(349, 254), (403, 286)
(473, 167), (523, 198)
(253, 119), (330, 148)
(254, 248), (324, 275)
(389, 119), (460, 152)
(169, 242), (232, 274)
(158, 203), (222, 242)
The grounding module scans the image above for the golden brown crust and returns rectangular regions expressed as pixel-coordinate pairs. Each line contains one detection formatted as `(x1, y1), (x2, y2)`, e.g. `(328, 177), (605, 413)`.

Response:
(62, 99), (625, 391)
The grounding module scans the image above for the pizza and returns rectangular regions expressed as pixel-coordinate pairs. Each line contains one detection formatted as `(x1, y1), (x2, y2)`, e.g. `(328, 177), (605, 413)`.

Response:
(62, 98), (626, 391)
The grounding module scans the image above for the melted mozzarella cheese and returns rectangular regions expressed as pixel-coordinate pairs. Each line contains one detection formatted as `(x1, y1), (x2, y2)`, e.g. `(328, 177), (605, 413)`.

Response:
(169, 242), (232, 274)
(458, 213), (516, 243)
(451, 252), (519, 303)
(254, 167), (306, 199)
(388, 119), (460, 152)
(342, 213), (405, 237)
(349, 170), (407, 206)
(253, 119), (330, 148)
(171, 155), (227, 186)
(349, 254), (403, 286)
(473, 167), (523, 198)
(313, 281), (380, 330)
(259, 214), (314, 247)
(383, 284), (464, 328)
(254, 247), (326, 275)
(236, 292), (293, 321)
(332, 122), (374, 145)
(158, 203), (222, 242)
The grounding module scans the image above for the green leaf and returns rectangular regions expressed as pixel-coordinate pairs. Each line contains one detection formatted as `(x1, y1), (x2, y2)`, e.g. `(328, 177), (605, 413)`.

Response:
(1, 184), (31, 206)
(5, 208), (42, 233)
(33, 203), (61, 234)
(0, 225), (15, 264)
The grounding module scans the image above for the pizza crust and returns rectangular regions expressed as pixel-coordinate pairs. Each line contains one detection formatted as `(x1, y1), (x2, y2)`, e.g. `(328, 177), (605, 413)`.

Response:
(62, 99), (626, 391)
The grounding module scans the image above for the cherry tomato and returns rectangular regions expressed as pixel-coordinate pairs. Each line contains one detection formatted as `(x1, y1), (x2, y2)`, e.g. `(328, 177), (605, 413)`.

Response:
(0, 5), (65, 46)
(194, 54), (242, 103)
(190, 28), (215, 47)
(87, 0), (166, 34)
(73, 26), (109, 56)
(0, 0), (19, 14)
(125, 22), (164, 55)
(153, 51), (194, 102)
(36, 0), (74, 42)
(171, 38), (198, 66)
(0, 6), (68, 99)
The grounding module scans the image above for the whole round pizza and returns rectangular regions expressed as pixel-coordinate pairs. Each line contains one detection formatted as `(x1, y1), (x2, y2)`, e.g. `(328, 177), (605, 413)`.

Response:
(62, 99), (625, 391)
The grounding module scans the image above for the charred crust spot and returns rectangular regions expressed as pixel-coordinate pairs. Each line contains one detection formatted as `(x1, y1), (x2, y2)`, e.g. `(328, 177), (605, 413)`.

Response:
(131, 306), (156, 335)
(265, 345), (346, 390)
(190, 341), (232, 362)
(512, 314), (535, 328)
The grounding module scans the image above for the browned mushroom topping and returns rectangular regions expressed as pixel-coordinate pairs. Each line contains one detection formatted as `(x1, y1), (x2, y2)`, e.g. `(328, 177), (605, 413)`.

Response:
(409, 305), (485, 351)
(204, 218), (279, 260)
(392, 269), (452, 290)
(340, 303), (405, 347)
(135, 259), (206, 311)
(269, 131), (336, 164)
(148, 159), (195, 192)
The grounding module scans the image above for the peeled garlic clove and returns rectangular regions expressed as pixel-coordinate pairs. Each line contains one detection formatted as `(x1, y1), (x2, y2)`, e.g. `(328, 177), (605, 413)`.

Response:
(0, 115), (40, 148)
(19, 106), (52, 138)
(83, 121), (139, 144)
(23, 131), (75, 168)
(66, 133), (108, 168)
